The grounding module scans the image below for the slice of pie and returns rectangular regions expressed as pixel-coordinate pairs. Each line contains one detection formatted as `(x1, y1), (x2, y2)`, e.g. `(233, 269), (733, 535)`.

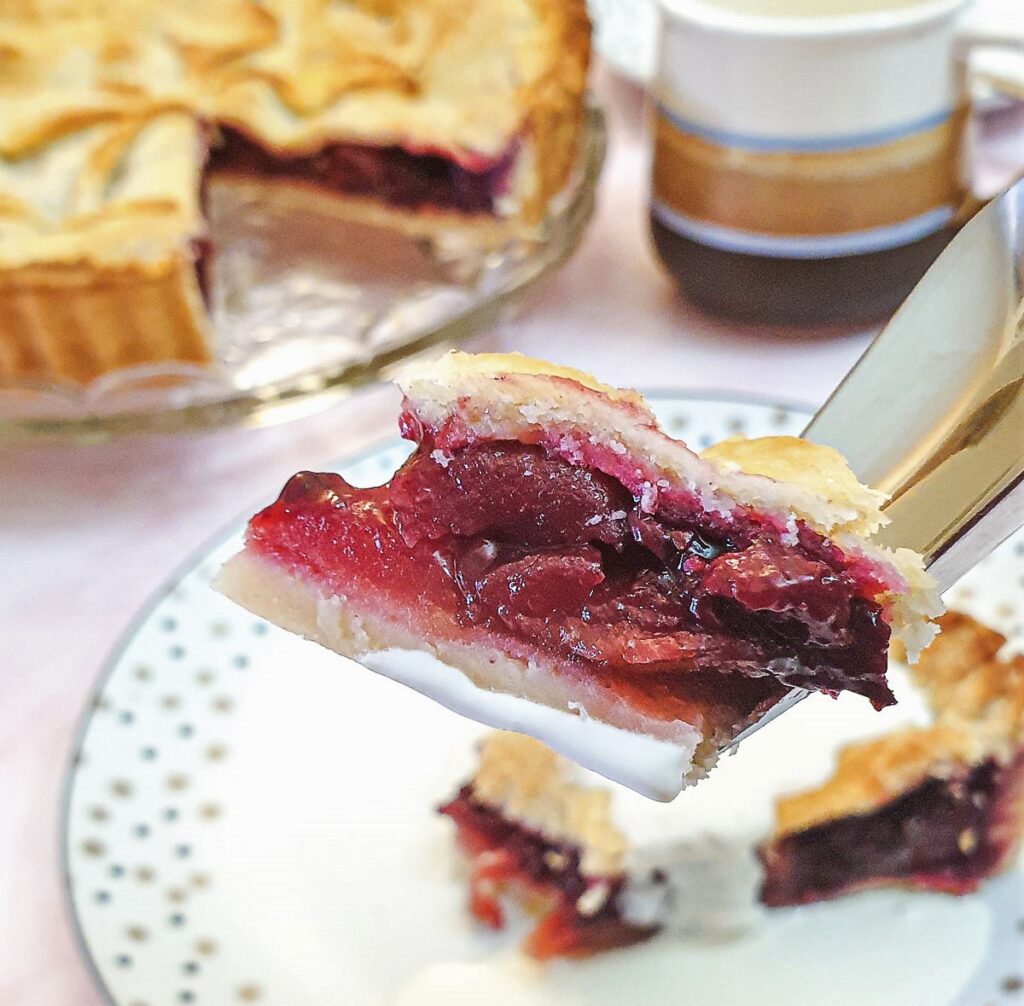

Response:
(0, 0), (590, 383)
(440, 613), (1024, 958)
(217, 351), (940, 798)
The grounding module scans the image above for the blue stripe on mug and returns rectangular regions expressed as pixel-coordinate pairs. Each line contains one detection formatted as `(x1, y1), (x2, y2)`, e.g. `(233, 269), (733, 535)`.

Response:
(655, 103), (953, 154)
(651, 201), (956, 259)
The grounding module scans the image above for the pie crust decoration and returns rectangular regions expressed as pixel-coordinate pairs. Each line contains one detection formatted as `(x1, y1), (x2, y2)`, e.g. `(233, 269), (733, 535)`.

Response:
(0, 1), (590, 383)
(217, 351), (941, 798)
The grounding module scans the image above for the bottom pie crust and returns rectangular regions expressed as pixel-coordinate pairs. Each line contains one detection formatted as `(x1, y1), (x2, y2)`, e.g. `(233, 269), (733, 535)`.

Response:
(214, 548), (752, 799)
(0, 254), (210, 385)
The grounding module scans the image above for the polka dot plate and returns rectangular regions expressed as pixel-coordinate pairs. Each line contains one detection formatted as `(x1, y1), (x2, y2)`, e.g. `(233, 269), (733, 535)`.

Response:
(63, 394), (1024, 1006)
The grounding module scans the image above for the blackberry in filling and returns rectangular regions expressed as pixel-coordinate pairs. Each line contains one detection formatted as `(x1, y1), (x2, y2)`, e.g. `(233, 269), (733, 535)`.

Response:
(209, 126), (517, 215)
(760, 753), (1024, 905)
(248, 437), (895, 718)
(440, 786), (654, 958)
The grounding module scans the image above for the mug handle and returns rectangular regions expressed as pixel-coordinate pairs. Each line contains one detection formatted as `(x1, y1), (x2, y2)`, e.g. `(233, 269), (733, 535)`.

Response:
(952, 13), (1024, 222)
(953, 1), (1024, 84)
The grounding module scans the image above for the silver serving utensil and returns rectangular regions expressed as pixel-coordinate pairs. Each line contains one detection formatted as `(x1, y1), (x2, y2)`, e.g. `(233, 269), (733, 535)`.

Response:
(729, 175), (1024, 746)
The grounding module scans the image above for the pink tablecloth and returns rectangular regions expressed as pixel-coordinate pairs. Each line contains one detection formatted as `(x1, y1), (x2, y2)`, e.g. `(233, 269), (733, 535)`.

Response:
(3, 68), (1022, 1006)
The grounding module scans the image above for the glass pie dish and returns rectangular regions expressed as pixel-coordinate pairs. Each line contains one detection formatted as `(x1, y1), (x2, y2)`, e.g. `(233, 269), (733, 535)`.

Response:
(0, 108), (604, 441)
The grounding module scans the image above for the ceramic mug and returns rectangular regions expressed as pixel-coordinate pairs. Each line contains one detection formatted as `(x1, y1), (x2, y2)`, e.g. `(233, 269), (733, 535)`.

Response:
(649, 0), (1024, 325)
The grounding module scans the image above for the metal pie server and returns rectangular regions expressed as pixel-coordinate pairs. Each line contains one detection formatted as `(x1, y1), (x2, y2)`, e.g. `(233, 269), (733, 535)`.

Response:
(731, 175), (1024, 744)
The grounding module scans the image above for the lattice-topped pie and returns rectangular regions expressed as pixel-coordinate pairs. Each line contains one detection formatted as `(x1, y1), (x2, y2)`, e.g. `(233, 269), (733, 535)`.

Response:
(440, 613), (1024, 958)
(0, 0), (590, 383)
(217, 351), (940, 799)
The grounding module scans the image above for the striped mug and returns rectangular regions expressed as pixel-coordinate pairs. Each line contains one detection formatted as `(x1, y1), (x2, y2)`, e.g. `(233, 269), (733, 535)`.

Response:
(649, 0), (1024, 326)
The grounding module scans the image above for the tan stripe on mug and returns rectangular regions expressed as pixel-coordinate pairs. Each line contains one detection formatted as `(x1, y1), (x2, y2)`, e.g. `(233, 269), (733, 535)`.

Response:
(652, 106), (967, 237)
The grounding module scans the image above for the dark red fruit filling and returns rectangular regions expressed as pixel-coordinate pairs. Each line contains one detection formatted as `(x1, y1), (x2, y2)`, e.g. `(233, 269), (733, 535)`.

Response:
(440, 786), (655, 958)
(209, 126), (516, 215)
(249, 437), (896, 714)
(759, 753), (1024, 905)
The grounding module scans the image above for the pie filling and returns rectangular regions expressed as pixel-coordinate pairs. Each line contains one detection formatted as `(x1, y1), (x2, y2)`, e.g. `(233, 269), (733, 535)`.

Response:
(248, 431), (896, 722)
(209, 126), (517, 215)
(440, 786), (654, 958)
(760, 753), (1024, 905)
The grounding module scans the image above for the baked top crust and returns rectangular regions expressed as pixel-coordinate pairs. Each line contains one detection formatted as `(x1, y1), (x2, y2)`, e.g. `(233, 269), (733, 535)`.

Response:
(398, 351), (942, 656)
(399, 351), (886, 536)
(772, 721), (994, 836)
(0, 111), (206, 269)
(203, 0), (590, 154)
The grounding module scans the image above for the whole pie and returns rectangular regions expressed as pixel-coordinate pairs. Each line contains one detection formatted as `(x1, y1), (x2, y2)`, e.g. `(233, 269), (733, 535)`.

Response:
(0, 1), (590, 383)
(440, 612), (1024, 958)
(217, 351), (940, 799)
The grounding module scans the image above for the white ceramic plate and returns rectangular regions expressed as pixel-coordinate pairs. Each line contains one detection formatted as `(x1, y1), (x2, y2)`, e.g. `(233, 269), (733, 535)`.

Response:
(63, 394), (1024, 1006)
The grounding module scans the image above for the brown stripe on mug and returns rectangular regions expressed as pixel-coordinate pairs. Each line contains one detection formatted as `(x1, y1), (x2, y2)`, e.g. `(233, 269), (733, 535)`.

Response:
(652, 105), (968, 239)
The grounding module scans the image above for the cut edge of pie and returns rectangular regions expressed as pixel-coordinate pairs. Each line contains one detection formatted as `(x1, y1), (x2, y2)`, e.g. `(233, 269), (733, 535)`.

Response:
(215, 547), (715, 800)
(438, 730), (652, 959)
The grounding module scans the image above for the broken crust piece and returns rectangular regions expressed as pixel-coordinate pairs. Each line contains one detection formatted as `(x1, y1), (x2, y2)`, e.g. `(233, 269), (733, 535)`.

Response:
(216, 351), (941, 799)
(905, 611), (1024, 726)
(440, 615), (1024, 957)
(440, 731), (650, 959)
(762, 616), (1024, 905)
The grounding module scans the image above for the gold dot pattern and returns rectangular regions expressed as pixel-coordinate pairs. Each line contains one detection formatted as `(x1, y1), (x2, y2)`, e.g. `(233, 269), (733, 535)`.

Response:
(59, 405), (1024, 1004)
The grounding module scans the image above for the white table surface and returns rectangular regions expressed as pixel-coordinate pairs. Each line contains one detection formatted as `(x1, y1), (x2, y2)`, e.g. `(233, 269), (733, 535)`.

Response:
(2, 67), (1022, 1006)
